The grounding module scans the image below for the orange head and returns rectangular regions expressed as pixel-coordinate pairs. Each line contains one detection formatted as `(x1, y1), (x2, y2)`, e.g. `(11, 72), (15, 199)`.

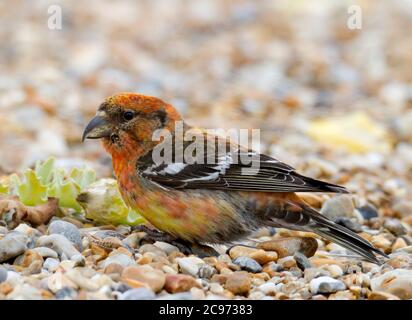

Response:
(82, 93), (182, 159)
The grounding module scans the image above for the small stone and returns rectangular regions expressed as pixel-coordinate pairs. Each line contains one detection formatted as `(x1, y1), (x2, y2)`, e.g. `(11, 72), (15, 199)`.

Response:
(48, 220), (82, 250)
(392, 238), (407, 251)
(43, 257), (60, 272)
(370, 234), (392, 253)
(225, 272), (251, 296)
(47, 272), (78, 293)
(100, 252), (136, 268)
(198, 264), (217, 279)
(121, 265), (166, 293)
(277, 256), (297, 269)
(257, 237), (318, 258)
(164, 274), (199, 293)
(320, 195), (355, 220)
(392, 201), (412, 219)
(258, 282), (278, 295)
(31, 247), (58, 259)
(368, 291), (401, 300)
(228, 246), (278, 264)
(139, 244), (167, 257)
(304, 268), (330, 282)
(7, 284), (43, 300)
(334, 217), (363, 233)
(322, 264), (344, 278)
(371, 269), (412, 299)
(0, 231), (28, 262)
(233, 256), (262, 273)
(294, 252), (312, 270)
(209, 282), (224, 295)
(55, 287), (78, 300)
(176, 257), (206, 277)
(153, 241), (180, 255)
(310, 276), (346, 294)
(0, 266), (7, 283)
(119, 287), (156, 300)
(383, 219), (407, 236)
(104, 263), (125, 275)
(357, 204), (379, 220)
(36, 234), (84, 266)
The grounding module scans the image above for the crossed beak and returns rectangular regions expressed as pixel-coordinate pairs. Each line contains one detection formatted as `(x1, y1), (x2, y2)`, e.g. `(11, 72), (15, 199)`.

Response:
(82, 113), (112, 142)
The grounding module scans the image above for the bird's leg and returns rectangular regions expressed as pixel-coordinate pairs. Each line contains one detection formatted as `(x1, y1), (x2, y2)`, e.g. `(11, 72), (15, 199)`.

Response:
(132, 224), (219, 257)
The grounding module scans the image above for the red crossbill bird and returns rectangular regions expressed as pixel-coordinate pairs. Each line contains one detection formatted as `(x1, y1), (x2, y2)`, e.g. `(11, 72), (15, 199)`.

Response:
(82, 93), (387, 264)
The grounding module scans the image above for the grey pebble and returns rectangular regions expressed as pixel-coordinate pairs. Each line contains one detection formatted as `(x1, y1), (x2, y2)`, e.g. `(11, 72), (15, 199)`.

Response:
(48, 220), (83, 250)
(383, 219), (407, 236)
(357, 204), (378, 220)
(119, 288), (156, 300)
(321, 195), (355, 220)
(43, 257), (60, 272)
(0, 231), (28, 262)
(233, 256), (262, 273)
(198, 264), (217, 279)
(0, 265), (8, 283)
(55, 287), (78, 300)
(294, 252), (312, 270)
(100, 253), (136, 268)
(36, 234), (85, 266)
(310, 276), (346, 294)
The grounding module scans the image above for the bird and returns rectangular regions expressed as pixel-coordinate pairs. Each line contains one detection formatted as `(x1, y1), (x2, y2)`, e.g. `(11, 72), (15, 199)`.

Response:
(82, 92), (387, 264)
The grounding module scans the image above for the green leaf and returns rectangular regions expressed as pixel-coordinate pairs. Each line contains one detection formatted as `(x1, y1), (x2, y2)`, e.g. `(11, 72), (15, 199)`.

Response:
(14, 169), (48, 206)
(35, 157), (55, 185)
(70, 167), (96, 190)
(47, 169), (82, 211)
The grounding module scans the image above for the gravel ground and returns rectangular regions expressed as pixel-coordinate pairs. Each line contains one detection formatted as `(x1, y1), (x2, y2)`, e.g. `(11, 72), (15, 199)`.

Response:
(1, 0), (412, 300)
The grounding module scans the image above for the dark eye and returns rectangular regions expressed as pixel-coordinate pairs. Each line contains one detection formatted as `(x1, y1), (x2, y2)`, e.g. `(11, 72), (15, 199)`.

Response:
(123, 111), (135, 121)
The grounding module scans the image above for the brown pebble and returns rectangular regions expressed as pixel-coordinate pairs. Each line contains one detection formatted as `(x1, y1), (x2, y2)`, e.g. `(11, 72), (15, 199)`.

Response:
(368, 291), (401, 300)
(121, 265), (166, 292)
(164, 274), (200, 293)
(225, 272), (251, 296)
(257, 237), (318, 258)
(104, 263), (124, 275)
(228, 246), (278, 264)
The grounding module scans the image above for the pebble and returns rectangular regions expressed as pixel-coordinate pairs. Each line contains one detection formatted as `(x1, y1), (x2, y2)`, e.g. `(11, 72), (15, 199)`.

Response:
(36, 234), (85, 266)
(383, 219), (407, 236)
(233, 256), (262, 273)
(100, 252), (136, 269)
(121, 265), (166, 293)
(119, 287), (156, 300)
(294, 252), (312, 270)
(225, 272), (251, 296)
(371, 269), (412, 299)
(392, 201), (412, 219)
(176, 257), (206, 277)
(258, 282), (278, 295)
(320, 195), (356, 220)
(55, 287), (78, 300)
(277, 256), (297, 269)
(48, 220), (83, 250)
(370, 234), (393, 253)
(197, 264), (217, 279)
(310, 276), (346, 294)
(228, 246), (278, 264)
(368, 291), (401, 300)
(31, 247), (59, 259)
(357, 204), (379, 220)
(257, 237), (318, 258)
(153, 241), (180, 255)
(139, 244), (167, 257)
(43, 258), (60, 272)
(0, 231), (28, 262)
(164, 274), (199, 293)
(0, 266), (7, 283)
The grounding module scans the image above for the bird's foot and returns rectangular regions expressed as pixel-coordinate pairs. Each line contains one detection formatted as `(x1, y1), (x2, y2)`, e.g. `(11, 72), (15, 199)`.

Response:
(132, 224), (219, 257)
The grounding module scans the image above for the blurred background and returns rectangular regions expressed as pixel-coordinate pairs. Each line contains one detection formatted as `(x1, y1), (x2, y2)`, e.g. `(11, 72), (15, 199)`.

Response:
(0, 0), (412, 212)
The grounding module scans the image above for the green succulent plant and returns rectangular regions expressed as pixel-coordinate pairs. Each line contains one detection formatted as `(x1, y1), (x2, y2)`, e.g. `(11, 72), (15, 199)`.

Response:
(3, 157), (143, 226)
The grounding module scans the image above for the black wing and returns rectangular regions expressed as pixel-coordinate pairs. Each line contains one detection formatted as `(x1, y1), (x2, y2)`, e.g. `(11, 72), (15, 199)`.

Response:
(137, 135), (348, 193)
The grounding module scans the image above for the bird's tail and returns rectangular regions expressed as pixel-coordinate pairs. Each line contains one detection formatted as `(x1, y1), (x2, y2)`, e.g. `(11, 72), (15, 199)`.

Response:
(304, 206), (388, 264)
